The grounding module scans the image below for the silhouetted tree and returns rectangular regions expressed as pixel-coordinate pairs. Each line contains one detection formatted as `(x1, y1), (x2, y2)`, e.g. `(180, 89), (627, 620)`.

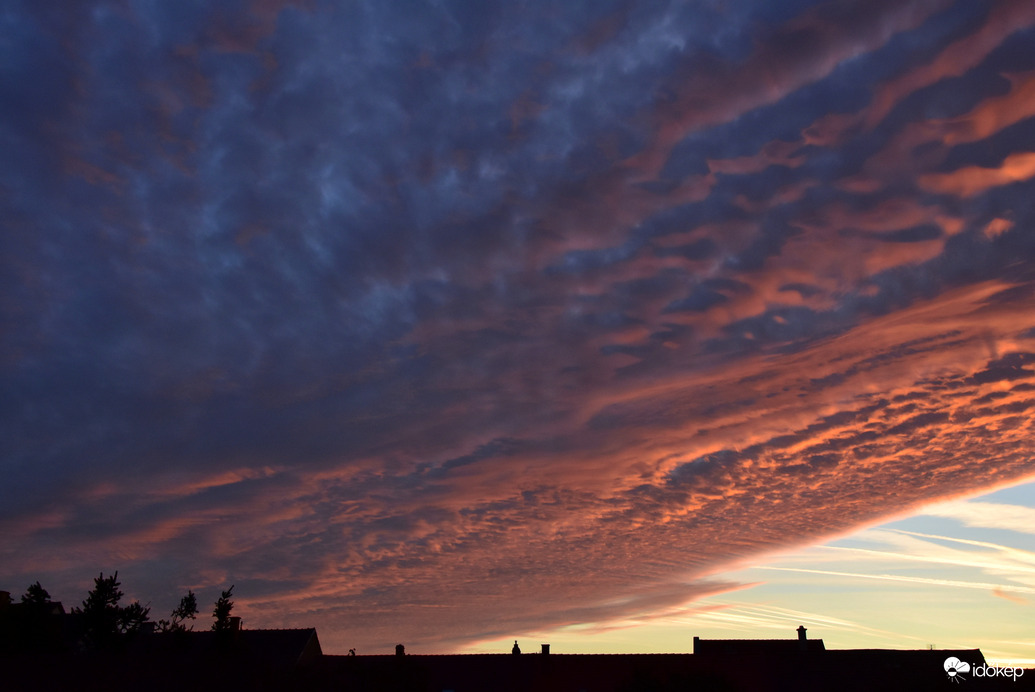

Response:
(211, 585), (235, 631)
(157, 589), (199, 633)
(13, 580), (59, 651)
(173, 589), (198, 626)
(73, 571), (122, 645)
(72, 571), (150, 647)
(21, 581), (51, 605)
(118, 601), (150, 634)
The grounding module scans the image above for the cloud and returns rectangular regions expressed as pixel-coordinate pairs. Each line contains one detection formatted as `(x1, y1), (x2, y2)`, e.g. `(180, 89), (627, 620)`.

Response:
(758, 566), (1035, 595)
(865, 0), (1035, 129)
(747, 525), (1035, 609)
(624, 0), (950, 178)
(993, 587), (1028, 605)
(919, 151), (1035, 197)
(5, 0), (1035, 653)
(920, 500), (1035, 534)
(688, 602), (917, 640)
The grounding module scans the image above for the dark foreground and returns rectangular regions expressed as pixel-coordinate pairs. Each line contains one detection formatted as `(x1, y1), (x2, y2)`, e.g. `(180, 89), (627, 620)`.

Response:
(3, 644), (1032, 691)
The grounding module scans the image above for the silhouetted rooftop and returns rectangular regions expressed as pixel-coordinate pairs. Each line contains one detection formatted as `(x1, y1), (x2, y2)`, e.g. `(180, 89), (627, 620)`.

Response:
(693, 635), (826, 655)
(131, 626), (322, 670)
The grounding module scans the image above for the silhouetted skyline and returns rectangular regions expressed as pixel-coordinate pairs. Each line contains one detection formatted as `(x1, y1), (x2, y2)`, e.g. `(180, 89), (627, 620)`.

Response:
(2, 597), (1026, 692)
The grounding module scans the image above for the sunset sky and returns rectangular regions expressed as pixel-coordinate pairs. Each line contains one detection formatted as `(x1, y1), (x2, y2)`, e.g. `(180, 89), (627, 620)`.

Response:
(3, 0), (1035, 663)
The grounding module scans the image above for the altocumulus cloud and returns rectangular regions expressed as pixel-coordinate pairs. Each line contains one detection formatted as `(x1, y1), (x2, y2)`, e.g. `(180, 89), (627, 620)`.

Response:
(3, 0), (1035, 652)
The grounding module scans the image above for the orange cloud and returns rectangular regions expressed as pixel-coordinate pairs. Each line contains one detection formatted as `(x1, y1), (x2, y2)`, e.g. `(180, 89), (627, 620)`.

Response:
(919, 151), (1035, 197)
(865, 0), (1035, 129)
(8, 275), (1035, 652)
(984, 218), (1014, 239)
(872, 69), (1035, 171)
(994, 587), (1028, 605)
(943, 71), (1035, 146)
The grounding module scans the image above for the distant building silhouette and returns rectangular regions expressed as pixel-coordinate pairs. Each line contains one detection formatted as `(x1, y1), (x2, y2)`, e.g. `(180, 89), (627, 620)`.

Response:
(2, 595), (1028, 692)
(693, 624), (826, 655)
(313, 628), (1014, 692)
(0, 589), (68, 652)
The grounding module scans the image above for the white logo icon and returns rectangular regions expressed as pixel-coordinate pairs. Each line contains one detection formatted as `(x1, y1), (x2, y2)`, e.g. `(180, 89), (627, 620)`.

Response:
(944, 657), (971, 683)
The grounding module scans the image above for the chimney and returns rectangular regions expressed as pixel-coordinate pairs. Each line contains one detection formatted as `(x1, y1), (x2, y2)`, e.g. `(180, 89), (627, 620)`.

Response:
(797, 625), (807, 641)
(228, 616), (242, 632)
(693, 636), (700, 654)
(395, 644), (405, 656)
(541, 644), (550, 655)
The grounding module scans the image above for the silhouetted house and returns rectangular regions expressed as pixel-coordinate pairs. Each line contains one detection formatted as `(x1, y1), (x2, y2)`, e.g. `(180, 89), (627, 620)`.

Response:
(0, 590), (69, 652)
(693, 623), (826, 655)
(134, 625), (323, 670)
(0, 589), (66, 620)
(225, 626), (324, 669)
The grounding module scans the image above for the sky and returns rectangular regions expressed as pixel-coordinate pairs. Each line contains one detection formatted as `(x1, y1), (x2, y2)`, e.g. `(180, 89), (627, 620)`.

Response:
(3, 0), (1035, 660)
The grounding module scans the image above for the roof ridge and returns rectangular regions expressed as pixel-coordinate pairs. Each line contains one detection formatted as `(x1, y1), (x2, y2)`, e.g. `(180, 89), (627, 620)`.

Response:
(239, 627), (316, 632)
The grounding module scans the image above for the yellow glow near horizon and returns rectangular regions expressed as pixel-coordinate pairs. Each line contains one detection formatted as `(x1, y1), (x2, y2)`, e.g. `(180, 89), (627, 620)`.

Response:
(460, 481), (1035, 667)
